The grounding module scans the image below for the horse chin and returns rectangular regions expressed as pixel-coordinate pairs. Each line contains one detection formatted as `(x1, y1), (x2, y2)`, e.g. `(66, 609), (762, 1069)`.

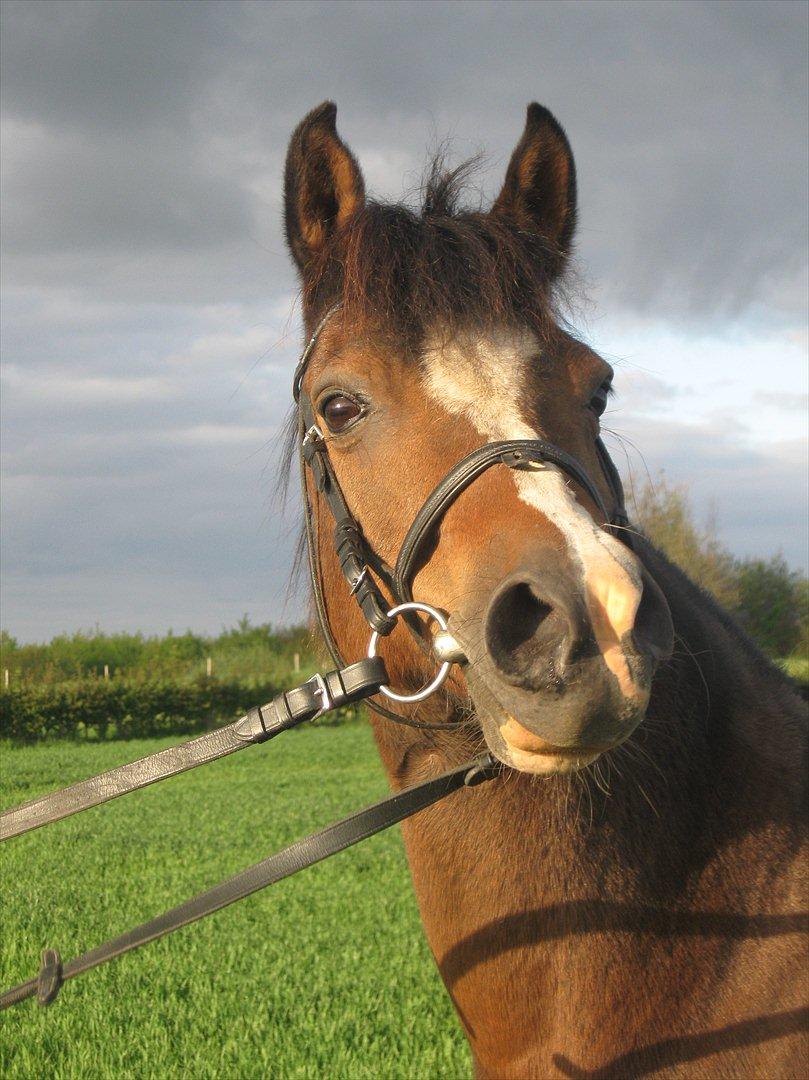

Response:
(473, 702), (615, 776)
(495, 732), (604, 776)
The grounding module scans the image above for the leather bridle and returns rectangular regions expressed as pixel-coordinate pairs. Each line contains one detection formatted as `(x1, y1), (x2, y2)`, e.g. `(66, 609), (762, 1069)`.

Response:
(294, 303), (633, 727)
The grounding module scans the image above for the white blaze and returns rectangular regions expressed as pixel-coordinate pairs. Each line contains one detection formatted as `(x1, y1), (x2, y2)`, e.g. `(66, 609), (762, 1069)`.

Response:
(422, 328), (642, 697)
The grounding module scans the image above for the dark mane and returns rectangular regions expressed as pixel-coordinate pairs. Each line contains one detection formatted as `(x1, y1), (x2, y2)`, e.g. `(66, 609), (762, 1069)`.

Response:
(303, 156), (570, 344)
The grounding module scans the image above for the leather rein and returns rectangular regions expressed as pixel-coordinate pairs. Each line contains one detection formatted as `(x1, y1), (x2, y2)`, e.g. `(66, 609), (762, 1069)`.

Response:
(0, 304), (632, 1011)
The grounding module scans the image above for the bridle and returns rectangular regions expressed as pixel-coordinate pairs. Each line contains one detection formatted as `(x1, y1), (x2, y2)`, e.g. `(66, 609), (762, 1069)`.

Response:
(0, 301), (635, 1012)
(294, 302), (633, 727)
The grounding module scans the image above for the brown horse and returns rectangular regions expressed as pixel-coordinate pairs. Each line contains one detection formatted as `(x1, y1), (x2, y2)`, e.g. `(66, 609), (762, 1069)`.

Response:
(283, 102), (808, 1078)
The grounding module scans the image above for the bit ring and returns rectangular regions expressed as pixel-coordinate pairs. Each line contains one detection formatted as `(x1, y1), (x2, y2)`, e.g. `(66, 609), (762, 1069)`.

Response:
(367, 602), (453, 703)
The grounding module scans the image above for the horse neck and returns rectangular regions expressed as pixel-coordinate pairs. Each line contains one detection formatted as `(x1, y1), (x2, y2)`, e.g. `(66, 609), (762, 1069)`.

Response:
(641, 536), (805, 766)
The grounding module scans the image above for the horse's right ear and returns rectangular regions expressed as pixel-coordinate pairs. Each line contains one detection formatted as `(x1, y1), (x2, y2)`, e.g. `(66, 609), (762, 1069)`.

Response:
(284, 102), (365, 277)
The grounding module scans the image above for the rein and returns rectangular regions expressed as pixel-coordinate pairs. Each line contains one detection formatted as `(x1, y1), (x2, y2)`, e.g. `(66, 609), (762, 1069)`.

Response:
(0, 303), (633, 1011)
(1, 756), (497, 1010)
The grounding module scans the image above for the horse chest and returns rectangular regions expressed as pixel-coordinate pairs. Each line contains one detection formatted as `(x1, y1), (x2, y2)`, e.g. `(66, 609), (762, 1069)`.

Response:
(397, 778), (808, 1078)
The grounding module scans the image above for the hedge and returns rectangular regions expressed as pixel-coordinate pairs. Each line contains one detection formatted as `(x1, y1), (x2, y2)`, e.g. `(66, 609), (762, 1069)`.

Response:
(0, 677), (350, 743)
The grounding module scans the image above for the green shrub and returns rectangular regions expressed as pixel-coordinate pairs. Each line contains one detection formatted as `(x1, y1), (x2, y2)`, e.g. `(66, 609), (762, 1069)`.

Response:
(0, 619), (315, 685)
(735, 555), (808, 658)
(3, 677), (264, 743)
(0, 671), (361, 743)
(630, 475), (740, 610)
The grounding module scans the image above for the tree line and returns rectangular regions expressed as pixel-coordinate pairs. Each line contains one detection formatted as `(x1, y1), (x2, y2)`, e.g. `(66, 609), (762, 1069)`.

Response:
(631, 475), (807, 664)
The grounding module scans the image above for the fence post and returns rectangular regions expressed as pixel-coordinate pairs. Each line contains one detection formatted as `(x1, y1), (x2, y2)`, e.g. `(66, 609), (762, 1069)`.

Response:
(3, 669), (8, 689)
(206, 656), (213, 678)
(293, 652), (300, 674)
(104, 664), (110, 681)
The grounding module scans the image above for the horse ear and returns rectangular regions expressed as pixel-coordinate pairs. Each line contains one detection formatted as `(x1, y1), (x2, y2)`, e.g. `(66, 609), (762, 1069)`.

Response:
(491, 103), (577, 272)
(284, 101), (365, 276)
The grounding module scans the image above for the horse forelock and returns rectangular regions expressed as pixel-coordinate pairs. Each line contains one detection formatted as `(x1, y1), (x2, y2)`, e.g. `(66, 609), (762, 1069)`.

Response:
(300, 156), (574, 348)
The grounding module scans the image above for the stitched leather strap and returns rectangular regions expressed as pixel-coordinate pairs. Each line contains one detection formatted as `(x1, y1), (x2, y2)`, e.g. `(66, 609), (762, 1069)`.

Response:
(596, 436), (633, 542)
(0, 754), (498, 1011)
(0, 658), (388, 842)
(300, 399), (397, 636)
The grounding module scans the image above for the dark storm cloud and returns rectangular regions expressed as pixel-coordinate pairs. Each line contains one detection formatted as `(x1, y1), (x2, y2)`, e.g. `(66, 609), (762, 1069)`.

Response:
(0, 0), (223, 133)
(2, 0), (807, 316)
(1, 0), (806, 638)
(3, 126), (253, 255)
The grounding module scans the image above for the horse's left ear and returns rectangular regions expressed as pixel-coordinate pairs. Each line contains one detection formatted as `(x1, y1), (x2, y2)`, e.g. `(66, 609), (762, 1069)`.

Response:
(491, 103), (577, 273)
(284, 101), (366, 277)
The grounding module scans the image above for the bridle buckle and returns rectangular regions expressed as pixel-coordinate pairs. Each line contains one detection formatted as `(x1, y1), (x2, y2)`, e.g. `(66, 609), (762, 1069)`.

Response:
(348, 567), (368, 596)
(302, 424), (324, 450)
(306, 672), (332, 716)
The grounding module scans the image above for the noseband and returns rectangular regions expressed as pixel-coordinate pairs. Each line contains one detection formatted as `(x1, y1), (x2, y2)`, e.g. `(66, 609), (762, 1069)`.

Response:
(294, 304), (632, 727)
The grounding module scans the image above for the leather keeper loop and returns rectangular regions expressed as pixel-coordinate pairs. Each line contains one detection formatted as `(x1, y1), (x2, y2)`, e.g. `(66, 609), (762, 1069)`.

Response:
(234, 657), (389, 746)
(37, 949), (63, 1006)
(357, 584), (398, 635)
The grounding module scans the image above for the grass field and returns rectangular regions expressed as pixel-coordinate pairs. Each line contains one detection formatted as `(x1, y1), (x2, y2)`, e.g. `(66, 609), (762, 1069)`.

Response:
(0, 724), (472, 1079)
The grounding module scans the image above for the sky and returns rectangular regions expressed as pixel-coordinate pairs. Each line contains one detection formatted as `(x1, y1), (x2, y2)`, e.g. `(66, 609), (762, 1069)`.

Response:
(1, 0), (807, 642)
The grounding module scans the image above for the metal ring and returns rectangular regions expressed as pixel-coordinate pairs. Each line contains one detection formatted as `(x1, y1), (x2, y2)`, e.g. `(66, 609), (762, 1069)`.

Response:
(367, 602), (453, 703)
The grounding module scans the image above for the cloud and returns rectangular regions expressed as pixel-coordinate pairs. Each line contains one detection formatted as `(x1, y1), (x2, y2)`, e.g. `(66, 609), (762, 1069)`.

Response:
(0, 0), (223, 134)
(2, 365), (176, 406)
(606, 370), (685, 415)
(609, 417), (808, 570)
(1, 0), (806, 639)
(164, 325), (283, 369)
(754, 390), (809, 413)
(2, 1), (807, 318)
(1, 118), (255, 258)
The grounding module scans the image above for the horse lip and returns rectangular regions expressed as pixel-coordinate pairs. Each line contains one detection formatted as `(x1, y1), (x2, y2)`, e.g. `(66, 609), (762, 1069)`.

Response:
(500, 716), (612, 757)
(501, 743), (602, 774)
(450, 617), (646, 754)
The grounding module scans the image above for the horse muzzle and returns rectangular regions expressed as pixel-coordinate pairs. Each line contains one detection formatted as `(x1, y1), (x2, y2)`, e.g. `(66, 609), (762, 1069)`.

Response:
(449, 551), (674, 775)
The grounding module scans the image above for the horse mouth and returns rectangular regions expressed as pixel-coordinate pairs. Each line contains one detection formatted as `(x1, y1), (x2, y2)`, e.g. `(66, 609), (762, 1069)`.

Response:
(460, 666), (635, 776)
(497, 715), (608, 775)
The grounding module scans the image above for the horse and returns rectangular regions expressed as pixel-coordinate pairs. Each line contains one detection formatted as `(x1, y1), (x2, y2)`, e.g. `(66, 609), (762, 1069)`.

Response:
(283, 101), (808, 1078)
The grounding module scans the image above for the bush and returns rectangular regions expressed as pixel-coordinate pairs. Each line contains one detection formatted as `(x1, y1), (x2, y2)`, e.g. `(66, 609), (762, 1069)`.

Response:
(735, 556), (808, 658)
(630, 475), (740, 610)
(0, 619), (315, 685)
(0, 677), (280, 743)
(0, 671), (362, 744)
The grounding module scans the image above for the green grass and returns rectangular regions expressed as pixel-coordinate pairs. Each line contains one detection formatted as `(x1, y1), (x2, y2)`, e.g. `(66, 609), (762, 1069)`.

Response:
(0, 725), (471, 1079)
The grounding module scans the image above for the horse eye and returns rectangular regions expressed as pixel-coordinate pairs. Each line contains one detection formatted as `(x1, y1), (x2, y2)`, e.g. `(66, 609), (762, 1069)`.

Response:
(321, 394), (362, 432)
(589, 380), (612, 418)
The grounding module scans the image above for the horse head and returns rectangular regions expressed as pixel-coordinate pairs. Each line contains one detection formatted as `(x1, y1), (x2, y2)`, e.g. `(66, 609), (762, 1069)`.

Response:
(285, 101), (674, 775)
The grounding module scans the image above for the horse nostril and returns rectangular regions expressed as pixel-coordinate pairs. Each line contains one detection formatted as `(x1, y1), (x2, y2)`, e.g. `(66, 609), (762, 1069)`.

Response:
(485, 579), (572, 689)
